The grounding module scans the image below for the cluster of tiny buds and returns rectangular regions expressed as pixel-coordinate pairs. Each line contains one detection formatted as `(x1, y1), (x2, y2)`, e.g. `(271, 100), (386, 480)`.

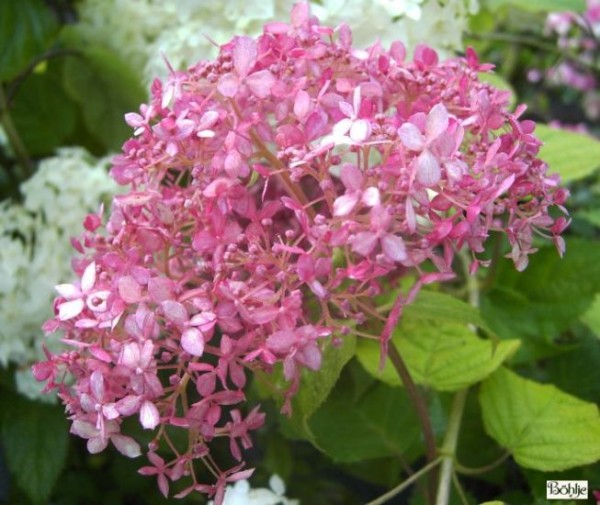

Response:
(33, 4), (568, 503)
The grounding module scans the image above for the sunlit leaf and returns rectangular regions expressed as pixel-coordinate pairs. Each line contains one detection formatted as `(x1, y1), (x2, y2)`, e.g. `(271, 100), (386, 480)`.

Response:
(536, 124), (600, 182)
(480, 367), (600, 471)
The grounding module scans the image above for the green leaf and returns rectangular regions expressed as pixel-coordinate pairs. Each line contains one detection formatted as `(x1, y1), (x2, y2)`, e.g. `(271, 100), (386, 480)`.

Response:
(535, 124), (600, 182)
(62, 46), (146, 151)
(481, 239), (600, 345)
(577, 209), (600, 228)
(1, 397), (69, 504)
(581, 293), (600, 337)
(0, 0), (59, 82)
(357, 291), (519, 391)
(11, 61), (77, 155)
(483, 0), (586, 12)
(479, 367), (600, 471)
(543, 333), (600, 404)
(308, 380), (421, 462)
(269, 335), (356, 442)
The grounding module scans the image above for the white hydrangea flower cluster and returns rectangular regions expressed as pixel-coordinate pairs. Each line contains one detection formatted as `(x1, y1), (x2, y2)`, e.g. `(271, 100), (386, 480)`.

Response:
(0, 148), (119, 399)
(73, 0), (478, 85)
(208, 475), (299, 505)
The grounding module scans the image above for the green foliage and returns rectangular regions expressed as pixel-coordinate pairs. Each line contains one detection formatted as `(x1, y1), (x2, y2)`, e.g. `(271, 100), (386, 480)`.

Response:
(479, 367), (600, 471)
(0, 0), (59, 82)
(62, 45), (146, 151)
(581, 293), (600, 337)
(260, 335), (357, 443)
(481, 239), (600, 358)
(536, 124), (600, 183)
(0, 392), (69, 504)
(308, 378), (421, 462)
(11, 61), (77, 156)
(482, 0), (586, 12)
(357, 291), (519, 391)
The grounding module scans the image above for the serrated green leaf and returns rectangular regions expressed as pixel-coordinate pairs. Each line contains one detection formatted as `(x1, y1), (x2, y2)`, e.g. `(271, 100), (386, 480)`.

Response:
(357, 318), (519, 391)
(483, 0), (585, 12)
(535, 124), (600, 182)
(308, 381), (421, 462)
(481, 239), (600, 346)
(266, 335), (356, 442)
(0, 0), (59, 82)
(357, 292), (518, 392)
(1, 397), (69, 504)
(581, 293), (600, 338)
(62, 46), (145, 151)
(479, 367), (600, 471)
(11, 61), (77, 155)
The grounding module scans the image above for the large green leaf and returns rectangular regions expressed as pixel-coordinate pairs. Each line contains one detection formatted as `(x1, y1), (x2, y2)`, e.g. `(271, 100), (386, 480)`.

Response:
(11, 61), (77, 155)
(581, 293), (600, 337)
(308, 380), (421, 462)
(0, 0), (59, 81)
(1, 396), (69, 504)
(357, 291), (519, 391)
(62, 46), (146, 151)
(262, 335), (356, 442)
(481, 239), (600, 345)
(483, 0), (586, 12)
(535, 124), (600, 182)
(357, 318), (519, 391)
(479, 367), (600, 471)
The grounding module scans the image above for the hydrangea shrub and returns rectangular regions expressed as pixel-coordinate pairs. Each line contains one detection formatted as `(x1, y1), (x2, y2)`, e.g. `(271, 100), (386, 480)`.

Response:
(34, 4), (568, 503)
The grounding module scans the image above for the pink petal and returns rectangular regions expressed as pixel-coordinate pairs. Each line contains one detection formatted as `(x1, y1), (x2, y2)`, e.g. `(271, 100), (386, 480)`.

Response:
(162, 300), (188, 325)
(90, 370), (105, 401)
(140, 400), (160, 430)
(116, 395), (142, 416)
(81, 261), (97, 293)
(398, 123), (425, 150)
(58, 298), (85, 320)
(340, 163), (363, 191)
(233, 36), (257, 78)
(118, 275), (142, 303)
(217, 73), (240, 97)
(333, 192), (360, 216)
(351, 232), (378, 256)
(416, 150), (441, 187)
(189, 311), (217, 332)
(349, 119), (370, 142)
(55, 283), (80, 300)
(181, 327), (205, 356)
(246, 70), (276, 98)
(111, 434), (141, 458)
(361, 187), (381, 207)
(294, 90), (311, 120)
(87, 437), (109, 454)
(120, 342), (140, 369)
(425, 103), (449, 141)
(381, 234), (407, 262)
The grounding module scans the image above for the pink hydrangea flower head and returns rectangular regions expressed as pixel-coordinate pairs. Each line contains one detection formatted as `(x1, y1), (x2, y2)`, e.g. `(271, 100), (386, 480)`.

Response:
(35, 4), (568, 503)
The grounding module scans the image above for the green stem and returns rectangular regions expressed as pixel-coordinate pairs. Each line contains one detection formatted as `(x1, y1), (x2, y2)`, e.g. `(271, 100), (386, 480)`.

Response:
(435, 250), (480, 505)
(388, 342), (438, 505)
(0, 85), (32, 179)
(455, 451), (510, 476)
(435, 388), (468, 505)
(366, 457), (443, 505)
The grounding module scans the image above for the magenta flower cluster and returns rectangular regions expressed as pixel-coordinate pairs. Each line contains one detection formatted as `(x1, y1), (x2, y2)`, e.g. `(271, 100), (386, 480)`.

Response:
(34, 4), (568, 503)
